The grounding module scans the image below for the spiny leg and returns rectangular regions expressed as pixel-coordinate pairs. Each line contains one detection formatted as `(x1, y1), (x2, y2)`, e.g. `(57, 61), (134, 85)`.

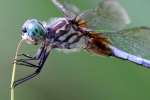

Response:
(16, 45), (45, 61)
(13, 46), (51, 88)
(14, 46), (45, 68)
(15, 61), (39, 68)
(17, 53), (33, 58)
(13, 68), (41, 88)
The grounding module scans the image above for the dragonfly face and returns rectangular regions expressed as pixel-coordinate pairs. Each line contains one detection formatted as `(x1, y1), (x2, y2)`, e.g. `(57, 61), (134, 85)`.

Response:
(21, 19), (46, 45)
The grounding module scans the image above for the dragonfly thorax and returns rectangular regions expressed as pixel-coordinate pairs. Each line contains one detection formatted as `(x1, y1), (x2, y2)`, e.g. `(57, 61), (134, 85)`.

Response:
(45, 17), (87, 50)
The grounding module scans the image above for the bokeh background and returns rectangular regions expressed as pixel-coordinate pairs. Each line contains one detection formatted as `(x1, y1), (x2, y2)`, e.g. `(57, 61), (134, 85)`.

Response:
(1, 0), (150, 100)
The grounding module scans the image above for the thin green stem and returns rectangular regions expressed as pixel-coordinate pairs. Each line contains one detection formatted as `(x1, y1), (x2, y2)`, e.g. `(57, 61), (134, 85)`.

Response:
(11, 39), (23, 100)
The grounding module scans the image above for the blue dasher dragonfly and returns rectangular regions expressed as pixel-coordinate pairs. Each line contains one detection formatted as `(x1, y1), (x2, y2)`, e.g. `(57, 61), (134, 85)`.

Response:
(14, 0), (150, 87)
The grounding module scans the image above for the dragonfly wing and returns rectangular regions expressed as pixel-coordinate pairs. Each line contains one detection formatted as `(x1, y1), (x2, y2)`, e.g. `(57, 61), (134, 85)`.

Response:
(102, 26), (150, 59)
(51, 0), (80, 19)
(79, 0), (130, 32)
(62, 1), (80, 14)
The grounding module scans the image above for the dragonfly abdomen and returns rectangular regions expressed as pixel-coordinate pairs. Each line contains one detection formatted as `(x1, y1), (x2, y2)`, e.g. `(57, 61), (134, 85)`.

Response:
(110, 46), (150, 68)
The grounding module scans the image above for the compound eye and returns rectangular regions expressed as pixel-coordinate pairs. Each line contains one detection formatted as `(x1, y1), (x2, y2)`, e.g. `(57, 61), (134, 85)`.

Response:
(22, 27), (27, 33)
(35, 28), (38, 33)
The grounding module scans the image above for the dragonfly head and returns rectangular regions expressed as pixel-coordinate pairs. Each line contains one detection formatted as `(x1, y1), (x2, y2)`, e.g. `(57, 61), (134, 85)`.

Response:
(21, 19), (46, 45)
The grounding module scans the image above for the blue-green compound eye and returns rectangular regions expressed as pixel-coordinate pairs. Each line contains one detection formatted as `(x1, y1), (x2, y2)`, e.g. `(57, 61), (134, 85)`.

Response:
(21, 19), (47, 44)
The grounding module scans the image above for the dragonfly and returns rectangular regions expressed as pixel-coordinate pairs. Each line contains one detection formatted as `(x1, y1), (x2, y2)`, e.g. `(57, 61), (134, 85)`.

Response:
(14, 0), (150, 87)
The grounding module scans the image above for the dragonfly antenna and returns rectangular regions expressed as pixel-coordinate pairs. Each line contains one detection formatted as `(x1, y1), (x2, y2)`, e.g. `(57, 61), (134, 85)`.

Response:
(10, 39), (23, 100)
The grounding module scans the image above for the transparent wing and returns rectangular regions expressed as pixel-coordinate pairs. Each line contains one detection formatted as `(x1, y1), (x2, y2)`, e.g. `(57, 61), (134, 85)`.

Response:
(51, 0), (80, 19)
(102, 27), (150, 59)
(79, 0), (130, 32)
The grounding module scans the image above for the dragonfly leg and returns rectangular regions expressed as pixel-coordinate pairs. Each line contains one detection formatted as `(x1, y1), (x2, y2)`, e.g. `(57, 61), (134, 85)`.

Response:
(15, 61), (40, 68)
(15, 57), (37, 64)
(14, 45), (46, 67)
(13, 46), (51, 88)
(14, 56), (40, 68)
(13, 54), (35, 64)
(13, 68), (41, 88)
(17, 53), (33, 58)
(19, 45), (45, 60)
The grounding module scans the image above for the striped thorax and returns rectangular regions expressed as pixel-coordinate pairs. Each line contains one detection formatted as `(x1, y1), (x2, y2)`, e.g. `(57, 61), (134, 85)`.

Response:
(45, 17), (87, 50)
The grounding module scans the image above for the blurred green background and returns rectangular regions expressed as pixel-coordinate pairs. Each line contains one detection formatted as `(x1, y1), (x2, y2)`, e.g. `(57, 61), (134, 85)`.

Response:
(1, 0), (150, 100)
